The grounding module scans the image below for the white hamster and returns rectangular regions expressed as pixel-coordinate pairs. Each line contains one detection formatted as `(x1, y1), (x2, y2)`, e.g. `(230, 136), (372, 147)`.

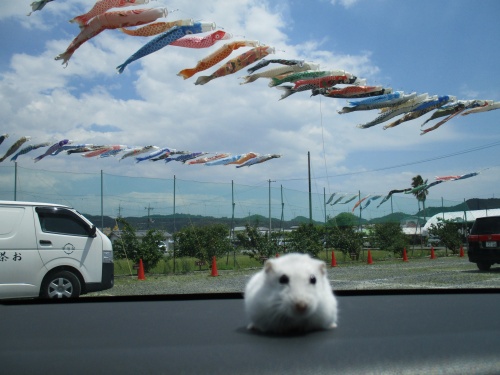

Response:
(244, 253), (338, 334)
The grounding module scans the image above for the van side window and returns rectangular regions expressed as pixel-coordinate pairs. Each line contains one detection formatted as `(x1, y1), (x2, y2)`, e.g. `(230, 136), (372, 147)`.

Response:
(36, 207), (90, 237)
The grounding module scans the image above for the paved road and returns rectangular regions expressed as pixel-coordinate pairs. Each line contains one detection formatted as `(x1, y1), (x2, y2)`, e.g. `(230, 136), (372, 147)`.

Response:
(328, 257), (500, 290)
(87, 256), (500, 297)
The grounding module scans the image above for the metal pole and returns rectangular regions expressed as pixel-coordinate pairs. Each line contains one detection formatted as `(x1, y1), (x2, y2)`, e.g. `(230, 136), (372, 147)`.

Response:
(173, 175), (176, 274)
(324, 187), (328, 262)
(308, 151), (312, 223)
(324, 187), (327, 224)
(101, 170), (103, 230)
(231, 180), (236, 267)
(268, 179), (272, 239)
(280, 185), (284, 234)
(14, 162), (17, 201)
(231, 180), (235, 240)
(358, 190), (361, 231)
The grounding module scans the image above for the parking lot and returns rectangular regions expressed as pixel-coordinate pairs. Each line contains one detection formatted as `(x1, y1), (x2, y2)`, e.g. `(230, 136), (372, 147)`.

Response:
(87, 256), (500, 297)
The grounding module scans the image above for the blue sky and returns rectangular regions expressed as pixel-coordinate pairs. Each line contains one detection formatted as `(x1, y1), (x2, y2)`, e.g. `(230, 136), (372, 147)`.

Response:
(0, 0), (499, 218)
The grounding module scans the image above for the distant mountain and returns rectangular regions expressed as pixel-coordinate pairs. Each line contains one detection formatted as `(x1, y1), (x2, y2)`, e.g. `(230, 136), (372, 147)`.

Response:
(368, 212), (409, 224)
(414, 198), (500, 219)
(83, 198), (500, 232)
(82, 212), (322, 233)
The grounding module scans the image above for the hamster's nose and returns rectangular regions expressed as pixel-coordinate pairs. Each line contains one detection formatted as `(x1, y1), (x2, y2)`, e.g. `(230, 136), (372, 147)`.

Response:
(294, 301), (308, 314)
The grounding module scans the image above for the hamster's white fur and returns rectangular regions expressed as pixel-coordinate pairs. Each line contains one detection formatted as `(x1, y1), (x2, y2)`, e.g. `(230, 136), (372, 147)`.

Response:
(244, 253), (338, 334)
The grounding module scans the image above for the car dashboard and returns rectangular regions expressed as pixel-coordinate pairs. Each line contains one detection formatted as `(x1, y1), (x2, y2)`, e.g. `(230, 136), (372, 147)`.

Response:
(1, 290), (499, 375)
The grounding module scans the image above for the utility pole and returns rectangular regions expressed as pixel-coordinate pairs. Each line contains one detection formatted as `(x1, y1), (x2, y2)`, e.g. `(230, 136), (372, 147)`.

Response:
(101, 170), (103, 230)
(14, 162), (17, 201)
(280, 185), (284, 234)
(269, 179), (275, 240)
(145, 204), (155, 229)
(308, 151), (312, 223)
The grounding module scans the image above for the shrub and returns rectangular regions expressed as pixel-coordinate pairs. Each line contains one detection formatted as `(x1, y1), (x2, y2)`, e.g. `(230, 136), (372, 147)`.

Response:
(373, 222), (409, 256)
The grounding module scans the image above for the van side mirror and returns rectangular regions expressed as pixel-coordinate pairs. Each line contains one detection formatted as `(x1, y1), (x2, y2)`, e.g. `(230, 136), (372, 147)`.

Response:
(89, 225), (97, 238)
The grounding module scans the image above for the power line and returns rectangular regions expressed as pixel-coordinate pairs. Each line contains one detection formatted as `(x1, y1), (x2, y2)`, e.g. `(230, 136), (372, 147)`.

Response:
(278, 139), (500, 182)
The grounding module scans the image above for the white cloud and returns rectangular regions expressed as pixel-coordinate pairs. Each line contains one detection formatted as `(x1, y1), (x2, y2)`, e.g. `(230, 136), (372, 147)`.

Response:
(329, 0), (360, 8)
(0, 0), (497, 218)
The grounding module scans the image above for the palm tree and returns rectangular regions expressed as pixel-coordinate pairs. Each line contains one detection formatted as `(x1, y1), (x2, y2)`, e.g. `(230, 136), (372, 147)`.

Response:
(411, 174), (428, 221)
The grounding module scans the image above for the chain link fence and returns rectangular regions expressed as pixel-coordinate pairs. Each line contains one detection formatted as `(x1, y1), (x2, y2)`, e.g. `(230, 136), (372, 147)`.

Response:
(0, 164), (474, 231)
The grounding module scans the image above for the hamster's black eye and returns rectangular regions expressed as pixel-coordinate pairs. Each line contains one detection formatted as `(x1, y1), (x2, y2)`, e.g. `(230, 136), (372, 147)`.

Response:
(279, 275), (289, 284)
(309, 275), (317, 285)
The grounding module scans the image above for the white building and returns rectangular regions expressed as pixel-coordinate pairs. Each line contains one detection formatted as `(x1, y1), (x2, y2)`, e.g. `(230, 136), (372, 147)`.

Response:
(421, 209), (500, 235)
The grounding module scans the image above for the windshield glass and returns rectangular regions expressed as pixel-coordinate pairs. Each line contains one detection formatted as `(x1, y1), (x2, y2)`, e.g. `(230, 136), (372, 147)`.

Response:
(1, 0), (499, 300)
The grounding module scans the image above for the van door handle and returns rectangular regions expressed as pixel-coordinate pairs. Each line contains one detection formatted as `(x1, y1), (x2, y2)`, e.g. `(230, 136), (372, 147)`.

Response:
(39, 240), (52, 245)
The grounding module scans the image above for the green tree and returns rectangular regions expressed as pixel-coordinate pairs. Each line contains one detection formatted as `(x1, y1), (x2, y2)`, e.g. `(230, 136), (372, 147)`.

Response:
(235, 224), (280, 262)
(427, 218), (463, 254)
(411, 174), (429, 221)
(373, 222), (409, 256)
(202, 223), (233, 262)
(138, 229), (167, 271)
(174, 224), (232, 263)
(115, 218), (165, 272)
(286, 223), (323, 257)
(114, 218), (140, 260)
(174, 225), (202, 258)
(330, 212), (359, 227)
(324, 224), (362, 259)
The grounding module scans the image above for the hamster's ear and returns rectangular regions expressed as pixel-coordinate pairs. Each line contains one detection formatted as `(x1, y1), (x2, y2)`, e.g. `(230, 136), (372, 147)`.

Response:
(264, 259), (274, 273)
(319, 263), (326, 275)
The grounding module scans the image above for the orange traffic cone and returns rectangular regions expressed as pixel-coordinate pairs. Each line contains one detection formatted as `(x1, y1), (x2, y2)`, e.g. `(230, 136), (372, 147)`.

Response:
(367, 249), (373, 265)
(331, 250), (337, 267)
(211, 256), (219, 277)
(459, 246), (465, 257)
(430, 247), (436, 259)
(137, 259), (146, 280)
(402, 248), (409, 262)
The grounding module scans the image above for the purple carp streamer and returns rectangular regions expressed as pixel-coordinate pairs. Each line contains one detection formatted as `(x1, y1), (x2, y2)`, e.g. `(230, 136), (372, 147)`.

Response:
(34, 139), (71, 162)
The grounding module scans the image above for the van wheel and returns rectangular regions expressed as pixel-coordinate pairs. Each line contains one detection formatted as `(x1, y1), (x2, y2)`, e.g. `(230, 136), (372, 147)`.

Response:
(41, 271), (81, 299)
(477, 262), (492, 271)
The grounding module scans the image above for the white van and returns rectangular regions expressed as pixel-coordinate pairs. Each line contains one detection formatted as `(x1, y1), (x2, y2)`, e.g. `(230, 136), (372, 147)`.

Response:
(0, 201), (113, 299)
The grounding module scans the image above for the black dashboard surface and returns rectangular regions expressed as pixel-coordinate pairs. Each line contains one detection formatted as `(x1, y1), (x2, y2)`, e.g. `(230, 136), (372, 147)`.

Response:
(1, 291), (500, 374)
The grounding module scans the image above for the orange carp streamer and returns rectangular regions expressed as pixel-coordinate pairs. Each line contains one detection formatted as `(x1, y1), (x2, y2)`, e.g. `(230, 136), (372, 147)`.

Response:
(226, 152), (258, 165)
(70, 0), (150, 27)
(194, 46), (275, 85)
(55, 7), (167, 65)
(120, 19), (192, 36)
(177, 40), (260, 80)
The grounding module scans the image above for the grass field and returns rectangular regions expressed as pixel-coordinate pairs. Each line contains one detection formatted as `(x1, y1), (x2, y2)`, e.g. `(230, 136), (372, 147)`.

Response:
(113, 247), (462, 276)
